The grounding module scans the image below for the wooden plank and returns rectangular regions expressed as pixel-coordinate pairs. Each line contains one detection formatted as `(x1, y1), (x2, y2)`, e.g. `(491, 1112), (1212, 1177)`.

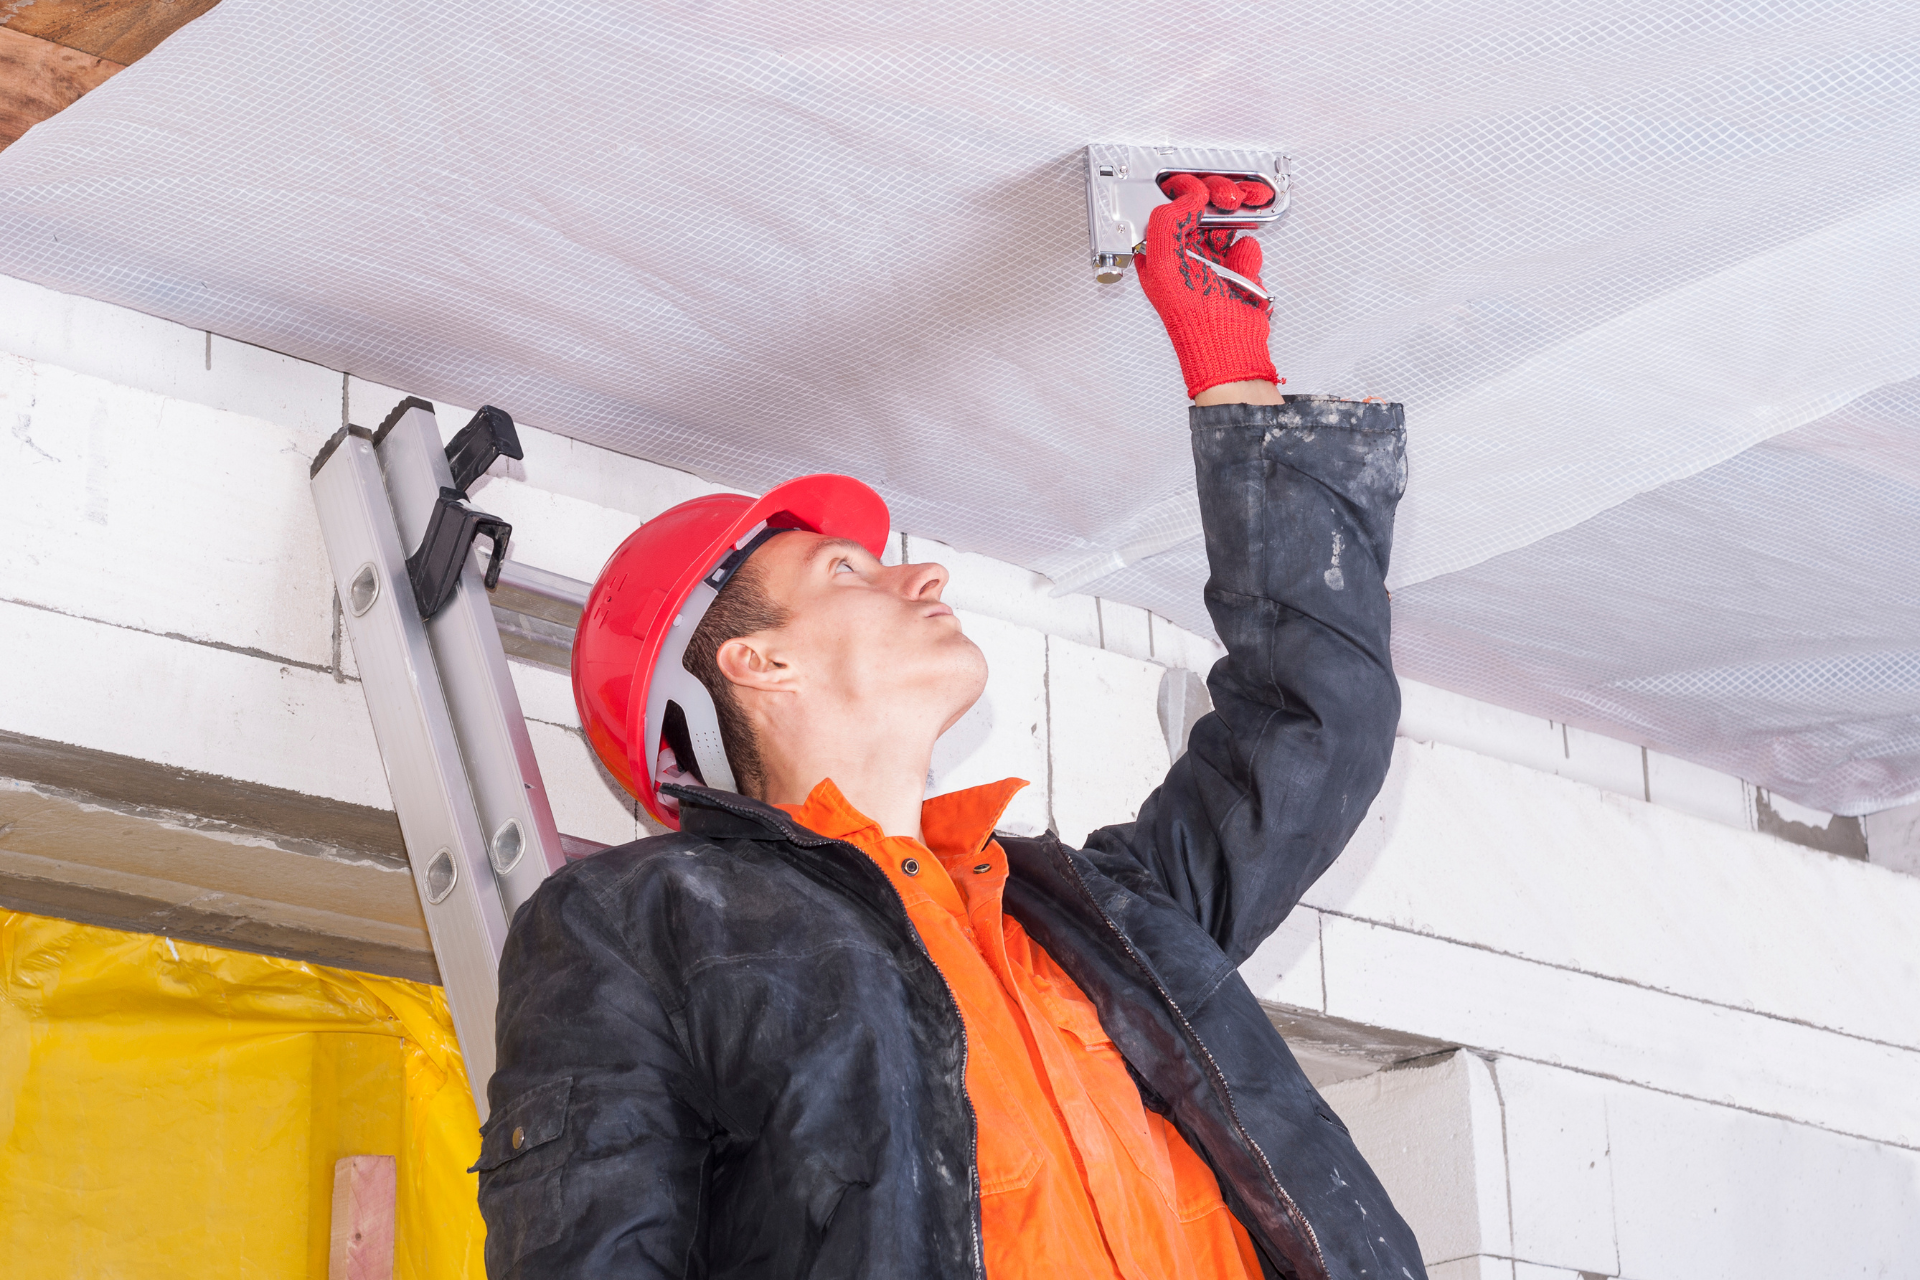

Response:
(0, 24), (120, 147)
(330, 1155), (398, 1280)
(4, 0), (221, 66)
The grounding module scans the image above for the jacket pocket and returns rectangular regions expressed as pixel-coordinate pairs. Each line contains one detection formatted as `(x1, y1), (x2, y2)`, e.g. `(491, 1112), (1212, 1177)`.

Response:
(970, 1049), (1044, 1196)
(473, 1077), (573, 1171)
(473, 1078), (573, 1259)
(1031, 957), (1186, 1209)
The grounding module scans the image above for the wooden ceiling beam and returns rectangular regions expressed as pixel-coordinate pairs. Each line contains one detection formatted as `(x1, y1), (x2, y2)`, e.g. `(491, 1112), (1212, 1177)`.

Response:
(0, 0), (220, 151)
(0, 25), (120, 147)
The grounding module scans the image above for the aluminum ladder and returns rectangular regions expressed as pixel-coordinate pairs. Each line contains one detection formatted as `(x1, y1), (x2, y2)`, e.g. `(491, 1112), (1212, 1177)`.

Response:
(309, 396), (599, 1120)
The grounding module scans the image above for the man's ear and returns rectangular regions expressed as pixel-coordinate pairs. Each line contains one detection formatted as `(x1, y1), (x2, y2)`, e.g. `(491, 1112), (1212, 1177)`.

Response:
(713, 635), (790, 694)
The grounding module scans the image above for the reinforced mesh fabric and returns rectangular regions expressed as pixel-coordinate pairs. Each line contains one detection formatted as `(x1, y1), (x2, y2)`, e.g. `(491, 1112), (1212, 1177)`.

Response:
(1, 0), (1915, 812)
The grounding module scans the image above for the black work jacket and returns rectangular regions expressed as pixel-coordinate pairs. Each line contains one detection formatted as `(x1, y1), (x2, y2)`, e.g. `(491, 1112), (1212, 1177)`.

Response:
(478, 398), (1421, 1280)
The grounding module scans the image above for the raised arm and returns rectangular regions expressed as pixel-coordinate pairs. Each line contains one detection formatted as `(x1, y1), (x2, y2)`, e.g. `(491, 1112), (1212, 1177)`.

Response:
(1079, 174), (1406, 966)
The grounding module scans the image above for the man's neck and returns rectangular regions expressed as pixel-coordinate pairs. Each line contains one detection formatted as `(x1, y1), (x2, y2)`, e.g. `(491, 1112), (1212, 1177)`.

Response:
(756, 731), (936, 843)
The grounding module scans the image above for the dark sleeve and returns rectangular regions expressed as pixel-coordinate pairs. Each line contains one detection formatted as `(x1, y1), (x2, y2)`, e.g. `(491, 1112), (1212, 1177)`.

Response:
(477, 865), (713, 1278)
(1081, 398), (1406, 967)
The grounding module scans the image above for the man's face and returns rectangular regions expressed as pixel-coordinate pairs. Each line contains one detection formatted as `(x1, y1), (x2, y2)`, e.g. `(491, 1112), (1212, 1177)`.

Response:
(741, 531), (987, 737)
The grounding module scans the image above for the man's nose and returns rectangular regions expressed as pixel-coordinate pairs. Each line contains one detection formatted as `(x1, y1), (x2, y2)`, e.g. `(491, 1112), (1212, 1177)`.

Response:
(899, 561), (949, 601)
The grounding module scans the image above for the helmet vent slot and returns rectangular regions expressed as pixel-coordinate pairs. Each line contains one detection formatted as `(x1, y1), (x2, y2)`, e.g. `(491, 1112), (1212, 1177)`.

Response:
(661, 699), (708, 787)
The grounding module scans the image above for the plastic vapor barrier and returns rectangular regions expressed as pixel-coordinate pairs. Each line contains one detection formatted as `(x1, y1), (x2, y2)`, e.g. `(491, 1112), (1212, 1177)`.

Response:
(0, 912), (486, 1279)
(0, 0), (1915, 812)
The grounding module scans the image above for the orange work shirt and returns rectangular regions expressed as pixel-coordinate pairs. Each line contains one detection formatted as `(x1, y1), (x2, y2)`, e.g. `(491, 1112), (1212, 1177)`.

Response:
(776, 778), (1264, 1280)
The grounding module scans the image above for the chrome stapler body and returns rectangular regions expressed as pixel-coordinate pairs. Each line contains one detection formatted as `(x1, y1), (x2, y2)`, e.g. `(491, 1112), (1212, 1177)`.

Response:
(1084, 143), (1291, 284)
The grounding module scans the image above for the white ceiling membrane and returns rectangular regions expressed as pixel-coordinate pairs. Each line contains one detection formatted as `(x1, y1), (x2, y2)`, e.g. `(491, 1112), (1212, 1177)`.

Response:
(2, 0), (1917, 813)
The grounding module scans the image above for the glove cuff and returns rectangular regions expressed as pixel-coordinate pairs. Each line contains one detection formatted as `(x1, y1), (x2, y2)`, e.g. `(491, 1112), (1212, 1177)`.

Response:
(1166, 316), (1279, 400)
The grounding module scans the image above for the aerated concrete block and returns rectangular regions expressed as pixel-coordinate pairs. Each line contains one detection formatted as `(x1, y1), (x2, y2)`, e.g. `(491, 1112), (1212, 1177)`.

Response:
(0, 598), (386, 808)
(1096, 598), (1153, 661)
(508, 661), (581, 732)
(1319, 1050), (1512, 1267)
(1510, 1263), (1586, 1280)
(932, 609), (1049, 837)
(1309, 740), (1920, 1053)
(1046, 633), (1171, 846)
(0, 355), (337, 668)
(1864, 799), (1920, 877)
(1605, 1074), (1920, 1280)
(1236, 906), (1324, 1012)
(1493, 1058), (1619, 1277)
(1146, 612), (1225, 675)
(0, 273), (342, 444)
(525, 718), (644, 849)
(473, 480), (649, 586)
(1644, 747), (1751, 830)
(0, 273), (204, 400)
(1319, 911), (1920, 1148)
(908, 533), (1102, 650)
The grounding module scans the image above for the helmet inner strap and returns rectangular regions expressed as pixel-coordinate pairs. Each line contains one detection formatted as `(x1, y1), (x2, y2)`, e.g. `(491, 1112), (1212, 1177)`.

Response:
(701, 523), (795, 594)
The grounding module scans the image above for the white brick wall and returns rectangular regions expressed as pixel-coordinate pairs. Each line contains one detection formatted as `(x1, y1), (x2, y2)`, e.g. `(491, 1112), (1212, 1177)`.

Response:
(1328, 1050), (1920, 1280)
(1047, 633), (1170, 845)
(1312, 741), (1920, 1055)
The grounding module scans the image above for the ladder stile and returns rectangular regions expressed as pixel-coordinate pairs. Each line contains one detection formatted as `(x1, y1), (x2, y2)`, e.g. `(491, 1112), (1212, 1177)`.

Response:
(373, 405), (567, 916)
(310, 423), (512, 1121)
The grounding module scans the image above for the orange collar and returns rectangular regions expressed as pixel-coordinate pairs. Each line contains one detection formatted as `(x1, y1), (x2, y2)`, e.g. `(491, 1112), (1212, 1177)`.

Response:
(775, 775), (1027, 869)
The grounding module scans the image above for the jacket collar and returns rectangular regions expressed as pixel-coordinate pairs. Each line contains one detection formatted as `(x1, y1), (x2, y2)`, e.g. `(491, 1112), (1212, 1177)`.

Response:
(667, 778), (1028, 862)
(666, 784), (823, 844)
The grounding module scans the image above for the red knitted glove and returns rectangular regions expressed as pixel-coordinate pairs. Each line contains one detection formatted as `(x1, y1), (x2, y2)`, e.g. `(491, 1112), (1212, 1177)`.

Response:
(1135, 173), (1279, 398)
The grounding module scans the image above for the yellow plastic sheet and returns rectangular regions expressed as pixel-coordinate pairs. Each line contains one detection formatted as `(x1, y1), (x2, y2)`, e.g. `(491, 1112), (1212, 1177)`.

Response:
(0, 911), (486, 1278)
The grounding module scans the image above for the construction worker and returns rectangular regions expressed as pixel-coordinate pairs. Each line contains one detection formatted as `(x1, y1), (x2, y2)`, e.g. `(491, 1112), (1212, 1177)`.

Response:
(475, 173), (1422, 1280)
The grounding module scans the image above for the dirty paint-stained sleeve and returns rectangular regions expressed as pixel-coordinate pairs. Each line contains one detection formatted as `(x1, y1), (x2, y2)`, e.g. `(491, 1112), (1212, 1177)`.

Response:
(1081, 398), (1406, 967)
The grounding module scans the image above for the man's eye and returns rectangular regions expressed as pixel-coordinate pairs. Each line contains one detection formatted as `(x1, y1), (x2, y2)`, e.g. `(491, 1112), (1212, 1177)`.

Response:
(833, 560), (855, 574)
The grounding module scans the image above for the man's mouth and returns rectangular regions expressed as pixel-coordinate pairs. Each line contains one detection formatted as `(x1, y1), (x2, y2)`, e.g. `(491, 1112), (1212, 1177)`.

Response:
(924, 604), (955, 619)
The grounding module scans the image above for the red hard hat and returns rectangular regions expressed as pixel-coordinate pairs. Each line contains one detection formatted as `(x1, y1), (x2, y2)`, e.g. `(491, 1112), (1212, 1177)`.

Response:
(571, 474), (892, 830)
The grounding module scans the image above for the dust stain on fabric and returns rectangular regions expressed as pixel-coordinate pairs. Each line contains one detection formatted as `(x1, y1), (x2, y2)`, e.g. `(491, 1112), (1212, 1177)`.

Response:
(1324, 532), (1346, 590)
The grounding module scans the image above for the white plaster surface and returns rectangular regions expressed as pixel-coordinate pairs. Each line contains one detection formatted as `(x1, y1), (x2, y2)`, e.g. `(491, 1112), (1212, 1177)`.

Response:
(1047, 634), (1174, 846)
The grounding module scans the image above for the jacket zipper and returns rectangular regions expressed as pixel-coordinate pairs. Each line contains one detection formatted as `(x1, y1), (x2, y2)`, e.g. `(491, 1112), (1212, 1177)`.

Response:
(679, 791), (989, 1280)
(1038, 832), (1330, 1280)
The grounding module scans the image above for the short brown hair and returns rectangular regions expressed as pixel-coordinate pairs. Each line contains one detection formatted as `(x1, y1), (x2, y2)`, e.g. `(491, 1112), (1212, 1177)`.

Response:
(682, 555), (790, 798)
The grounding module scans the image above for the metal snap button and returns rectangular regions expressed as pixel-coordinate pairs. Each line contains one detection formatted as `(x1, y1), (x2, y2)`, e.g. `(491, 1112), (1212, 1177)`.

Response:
(900, 858), (920, 876)
(973, 863), (992, 874)
(511, 1126), (525, 1150)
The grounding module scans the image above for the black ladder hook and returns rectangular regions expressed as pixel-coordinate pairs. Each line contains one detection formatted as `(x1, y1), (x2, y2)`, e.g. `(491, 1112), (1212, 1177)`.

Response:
(406, 405), (523, 619)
